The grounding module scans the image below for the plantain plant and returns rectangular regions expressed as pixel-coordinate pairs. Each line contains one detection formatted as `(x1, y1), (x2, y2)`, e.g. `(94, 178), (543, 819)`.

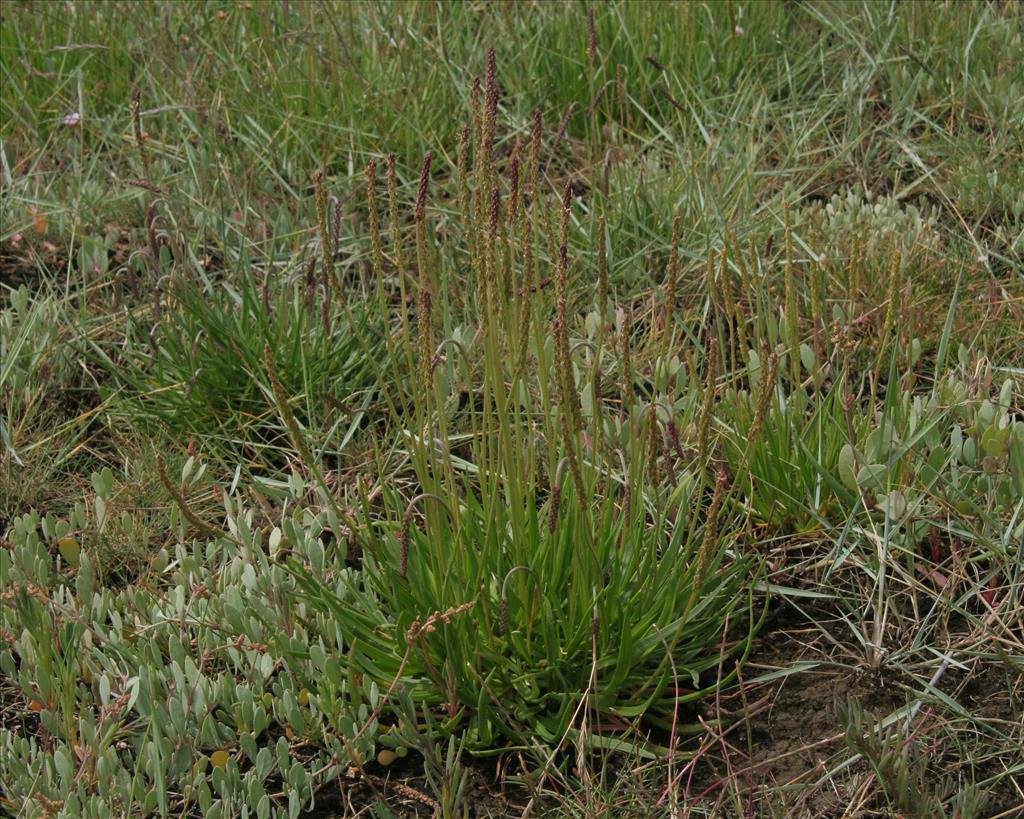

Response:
(290, 52), (764, 757)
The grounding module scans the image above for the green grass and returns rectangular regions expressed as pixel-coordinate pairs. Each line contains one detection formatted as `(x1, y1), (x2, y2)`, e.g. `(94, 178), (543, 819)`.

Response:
(2, 1), (1023, 817)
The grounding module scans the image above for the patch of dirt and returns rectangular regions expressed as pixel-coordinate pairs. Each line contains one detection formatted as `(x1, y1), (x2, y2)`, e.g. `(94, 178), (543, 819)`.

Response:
(934, 659), (1024, 814)
(298, 753), (525, 818)
(0, 242), (60, 297)
(736, 617), (904, 780)
(1, 233), (137, 303)
(688, 600), (1024, 817)
(953, 661), (1021, 722)
(689, 608), (874, 815)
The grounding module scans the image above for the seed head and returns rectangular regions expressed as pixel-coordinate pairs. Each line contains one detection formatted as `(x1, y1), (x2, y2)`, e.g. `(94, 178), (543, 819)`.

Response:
(415, 152), (433, 224)
(331, 199), (342, 253)
(549, 483), (562, 534)
(489, 186), (501, 238)
(499, 598), (509, 637)
(485, 47), (498, 111)
(587, 8), (599, 65)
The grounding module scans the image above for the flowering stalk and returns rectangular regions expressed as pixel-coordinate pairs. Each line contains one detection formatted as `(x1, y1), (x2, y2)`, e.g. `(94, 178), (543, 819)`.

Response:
(620, 308), (634, 413)
(314, 170), (335, 298)
(686, 465), (730, 615)
(415, 153), (433, 397)
(130, 88), (150, 178)
(555, 183), (582, 435)
(484, 187), (501, 332)
(457, 125), (479, 279)
(695, 337), (718, 466)
(783, 204), (800, 386)
(597, 215), (608, 332)
(366, 160), (393, 358)
(385, 153), (415, 380)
